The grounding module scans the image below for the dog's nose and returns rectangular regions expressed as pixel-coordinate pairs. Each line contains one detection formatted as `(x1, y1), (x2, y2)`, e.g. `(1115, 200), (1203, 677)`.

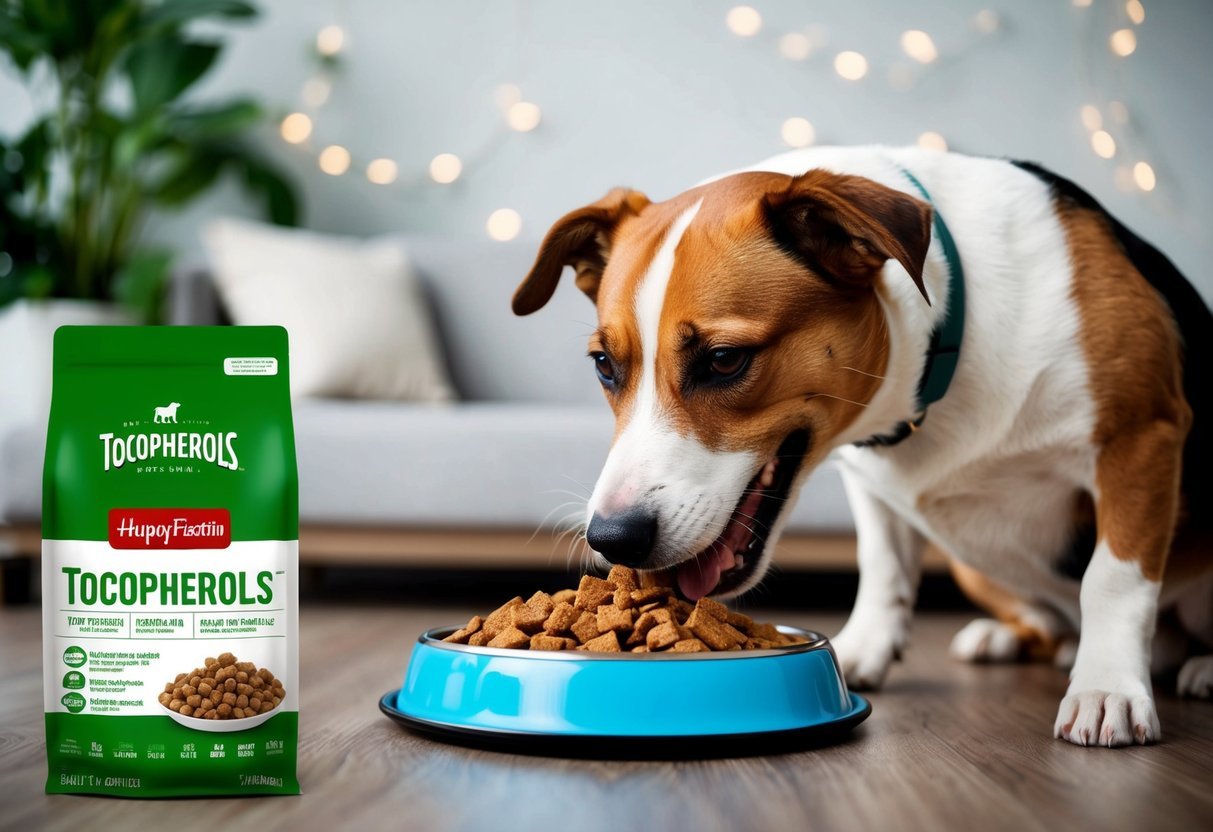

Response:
(586, 508), (658, 567)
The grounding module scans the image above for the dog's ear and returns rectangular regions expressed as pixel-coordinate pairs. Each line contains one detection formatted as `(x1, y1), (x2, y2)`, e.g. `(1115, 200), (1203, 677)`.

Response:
(513, 188), (651, 315)
(764, 170), (933, 304)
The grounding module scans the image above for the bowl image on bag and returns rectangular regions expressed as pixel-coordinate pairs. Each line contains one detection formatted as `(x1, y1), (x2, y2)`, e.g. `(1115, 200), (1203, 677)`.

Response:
(164, 704), (281, 733)
(158, 652), (287, 733)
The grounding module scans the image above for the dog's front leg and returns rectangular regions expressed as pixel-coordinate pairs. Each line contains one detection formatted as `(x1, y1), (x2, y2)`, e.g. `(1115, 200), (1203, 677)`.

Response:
(832, 467), (926, 689)
(1053, 424), (1185, 746)
(1053, 542), (1162, 746)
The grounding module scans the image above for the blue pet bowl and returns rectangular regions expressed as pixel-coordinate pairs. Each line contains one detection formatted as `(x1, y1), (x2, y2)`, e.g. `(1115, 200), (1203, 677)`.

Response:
(380, 625), (870, 756)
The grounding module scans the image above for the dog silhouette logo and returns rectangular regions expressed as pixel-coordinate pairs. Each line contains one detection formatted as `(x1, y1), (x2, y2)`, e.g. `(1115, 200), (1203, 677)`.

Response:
(153, 402), (182, 424)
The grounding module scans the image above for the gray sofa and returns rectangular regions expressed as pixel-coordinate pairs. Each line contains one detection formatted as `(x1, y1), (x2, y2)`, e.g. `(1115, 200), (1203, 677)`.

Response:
(0, 234), (856, 573)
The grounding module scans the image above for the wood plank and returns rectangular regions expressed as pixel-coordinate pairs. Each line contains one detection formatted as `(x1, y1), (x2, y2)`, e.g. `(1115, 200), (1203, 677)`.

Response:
(1, 604), (1209, 831)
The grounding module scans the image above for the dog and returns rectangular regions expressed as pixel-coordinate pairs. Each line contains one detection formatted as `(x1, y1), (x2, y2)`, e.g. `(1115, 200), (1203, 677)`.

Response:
(154, 402), (181, 424)
(514, 146), (1211, 747)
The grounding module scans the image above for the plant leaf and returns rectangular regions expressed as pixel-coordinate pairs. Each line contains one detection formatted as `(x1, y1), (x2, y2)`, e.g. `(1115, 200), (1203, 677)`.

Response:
(125, 35), (220, 115)
(168, 98), (262, 139)
(16, 0), (130, 60)
(0, 7), (48, 69)
(112, 116), (168, 169)
(113, 246), (172, 324)
(142, 0), (257, 31)
(239, 155), (299, 226)
(11, 117), (52, 196)
(152, 148), (222, 205)
(0, 264), (55, 305)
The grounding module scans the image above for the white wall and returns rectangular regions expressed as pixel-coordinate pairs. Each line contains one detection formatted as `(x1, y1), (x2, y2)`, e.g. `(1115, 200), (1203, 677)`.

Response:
(3, 0), (1211, 299)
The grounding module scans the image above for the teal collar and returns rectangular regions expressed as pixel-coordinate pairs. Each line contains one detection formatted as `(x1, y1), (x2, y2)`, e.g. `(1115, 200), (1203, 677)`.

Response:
(855, 166), (965, 448)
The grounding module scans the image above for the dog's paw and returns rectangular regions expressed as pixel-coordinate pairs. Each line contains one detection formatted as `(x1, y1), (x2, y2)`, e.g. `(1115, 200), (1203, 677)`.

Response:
(1177, 655), (1213, 699)
(1053, 690), (1159, 747)
(831, 621), (903, 690)
(949, 618), (1020, 663)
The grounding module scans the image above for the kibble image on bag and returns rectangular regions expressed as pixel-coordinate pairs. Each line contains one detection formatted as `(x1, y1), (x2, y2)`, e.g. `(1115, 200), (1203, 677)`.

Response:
(42, 326), (299, 797)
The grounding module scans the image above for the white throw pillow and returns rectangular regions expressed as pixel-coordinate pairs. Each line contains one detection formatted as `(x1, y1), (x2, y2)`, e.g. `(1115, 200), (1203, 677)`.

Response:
(202, 218), (455, 402)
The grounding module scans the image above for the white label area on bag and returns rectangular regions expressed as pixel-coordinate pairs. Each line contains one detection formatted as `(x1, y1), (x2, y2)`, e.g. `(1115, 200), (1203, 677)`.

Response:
(42, 539), (298, 716)
(223, 357), (278, 376)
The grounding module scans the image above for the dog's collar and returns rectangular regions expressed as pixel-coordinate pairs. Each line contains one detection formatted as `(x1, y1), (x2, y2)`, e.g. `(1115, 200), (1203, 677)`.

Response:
(854, 166), (965, 449)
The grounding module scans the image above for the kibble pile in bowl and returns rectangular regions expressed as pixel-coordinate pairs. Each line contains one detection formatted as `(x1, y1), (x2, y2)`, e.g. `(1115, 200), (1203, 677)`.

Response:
(443, 566), (806, 653)
(159, 652), (285, 720)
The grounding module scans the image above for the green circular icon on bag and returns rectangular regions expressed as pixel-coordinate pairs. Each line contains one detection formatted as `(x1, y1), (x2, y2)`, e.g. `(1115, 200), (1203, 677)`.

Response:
(62, 646), (87, 668)
(61, 692), (86, 714)
(63, 671), (86, 690)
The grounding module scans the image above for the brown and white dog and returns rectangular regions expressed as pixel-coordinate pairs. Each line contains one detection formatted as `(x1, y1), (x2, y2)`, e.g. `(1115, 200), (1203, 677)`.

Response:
(513, 146), (1212, 747)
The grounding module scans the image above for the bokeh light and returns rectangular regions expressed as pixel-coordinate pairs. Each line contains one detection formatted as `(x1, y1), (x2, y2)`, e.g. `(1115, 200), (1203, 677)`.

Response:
(487, 209), (522, 241)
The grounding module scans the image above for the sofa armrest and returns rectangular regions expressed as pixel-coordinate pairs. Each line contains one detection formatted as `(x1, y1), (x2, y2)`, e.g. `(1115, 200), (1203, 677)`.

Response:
(167, 268), (225, 326)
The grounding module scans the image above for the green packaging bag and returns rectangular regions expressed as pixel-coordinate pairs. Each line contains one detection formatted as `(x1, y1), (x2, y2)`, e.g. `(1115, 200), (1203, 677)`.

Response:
(42, 327), (300, 797)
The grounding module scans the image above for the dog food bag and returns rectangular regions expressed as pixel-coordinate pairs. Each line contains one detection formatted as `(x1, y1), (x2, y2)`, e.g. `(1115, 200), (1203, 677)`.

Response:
(42, 327), (299, 797)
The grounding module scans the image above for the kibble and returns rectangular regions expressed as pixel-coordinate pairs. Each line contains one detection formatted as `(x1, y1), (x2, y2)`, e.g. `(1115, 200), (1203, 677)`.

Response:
(162, 653), (284, 721)
(442, 566), (806, 653)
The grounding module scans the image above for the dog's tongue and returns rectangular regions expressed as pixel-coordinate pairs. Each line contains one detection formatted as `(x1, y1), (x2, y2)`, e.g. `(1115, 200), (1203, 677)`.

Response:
(676, 543), (730, 600)
(676, 486), (766, 600)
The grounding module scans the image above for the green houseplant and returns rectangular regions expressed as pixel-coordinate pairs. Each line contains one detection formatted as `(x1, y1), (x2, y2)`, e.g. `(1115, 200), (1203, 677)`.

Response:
(0, 0), (298, 322)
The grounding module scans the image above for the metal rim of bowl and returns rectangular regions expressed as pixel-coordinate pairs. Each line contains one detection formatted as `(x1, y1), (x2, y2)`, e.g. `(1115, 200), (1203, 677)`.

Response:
(417, 624), (831, 661)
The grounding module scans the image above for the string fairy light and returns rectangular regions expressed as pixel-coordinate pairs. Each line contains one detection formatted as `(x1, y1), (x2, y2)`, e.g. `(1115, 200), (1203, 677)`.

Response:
(1071, 1), (1166, 196)
(277, 3), (1168, 241)
(780, 117), (815, 148)
(301, 77), (331, 108)
(972, 10), (1001, 34)
(279, 112), (312, 144)
(833, 51), (868, 81)
(365, 158), (397, 185)
(1133, 161), (1156, 191)
(1080, 105), (1102, 131)
(315, 25), (344, 57)
(778, 32), (811, 61)
(917, 131), (947, 152)
(506, 101), (542, 132)
(719, 4), (1162, 200)
(486, 209), (522, 242)
(428, 153), (463, 185)
(725, 6), (762, 38)
(731, 9), (1002, 92)
(900, 30), (938, 64)
(277, 17), (548, 236)
(317, 145), (350, 175)
(1109, 28), (1137, 57)
(1091, 130), (1117, 159)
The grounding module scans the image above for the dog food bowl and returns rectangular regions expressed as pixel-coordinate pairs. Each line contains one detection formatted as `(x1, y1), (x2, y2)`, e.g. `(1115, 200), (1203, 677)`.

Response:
(380, 625), (869, 755)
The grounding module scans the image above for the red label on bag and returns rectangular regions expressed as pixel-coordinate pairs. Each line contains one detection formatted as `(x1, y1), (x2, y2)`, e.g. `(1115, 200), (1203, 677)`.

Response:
(108, 508), (231, 549)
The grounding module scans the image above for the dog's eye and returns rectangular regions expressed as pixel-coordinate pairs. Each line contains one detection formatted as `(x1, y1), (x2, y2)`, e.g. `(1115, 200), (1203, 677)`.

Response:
(707, 348), (751, 381)
(590, 352), (616, 386)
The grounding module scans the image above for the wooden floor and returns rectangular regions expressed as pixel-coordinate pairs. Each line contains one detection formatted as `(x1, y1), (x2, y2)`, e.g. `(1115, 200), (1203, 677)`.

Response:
(2, 602), (1211, 832)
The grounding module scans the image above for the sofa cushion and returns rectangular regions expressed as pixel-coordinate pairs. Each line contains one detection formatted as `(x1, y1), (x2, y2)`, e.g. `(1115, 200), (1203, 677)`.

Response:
(202, 220), (456, 402)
